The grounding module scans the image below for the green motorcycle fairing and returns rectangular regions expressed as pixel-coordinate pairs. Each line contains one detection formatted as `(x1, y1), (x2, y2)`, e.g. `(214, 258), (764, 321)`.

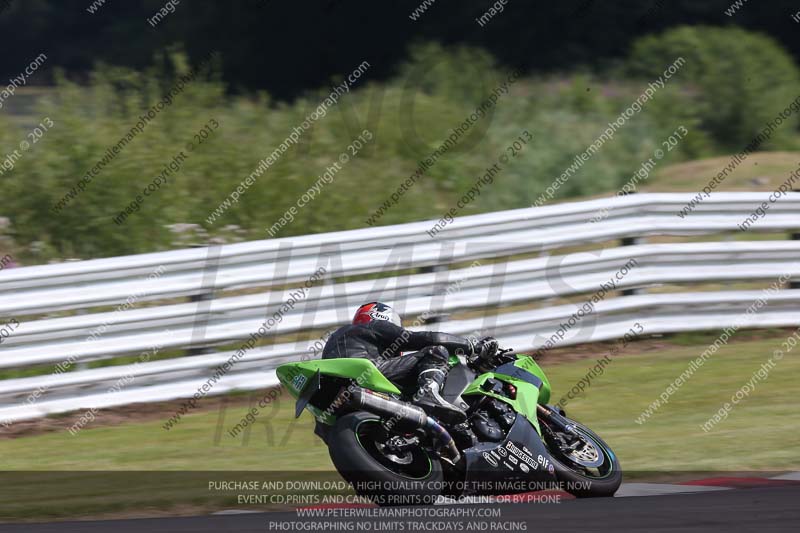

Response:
(461, 355), (550, 435)
(276, 354), (551, 432)
(277, 359), (401, 423)
(278, 358), (402, 397)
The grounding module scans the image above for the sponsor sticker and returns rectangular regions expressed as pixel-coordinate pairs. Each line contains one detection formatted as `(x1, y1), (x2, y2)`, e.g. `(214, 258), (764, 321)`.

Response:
(482, 452), (498, 467)
(537, 454), (553, 472)
(506, 441), (538, 470)
(291, 374), (308, 391)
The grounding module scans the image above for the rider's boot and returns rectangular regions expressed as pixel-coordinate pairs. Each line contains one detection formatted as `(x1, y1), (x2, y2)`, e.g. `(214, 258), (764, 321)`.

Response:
(413, 364), (467, 425)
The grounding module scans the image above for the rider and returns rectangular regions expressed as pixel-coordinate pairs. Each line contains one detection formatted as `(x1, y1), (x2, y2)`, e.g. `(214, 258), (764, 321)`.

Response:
(322, 302), (498, 424)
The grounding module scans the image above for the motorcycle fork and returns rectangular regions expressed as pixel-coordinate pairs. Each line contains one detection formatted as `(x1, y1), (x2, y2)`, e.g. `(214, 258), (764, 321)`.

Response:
(538, 404), (591, 456)
(537, 404), (581, 439)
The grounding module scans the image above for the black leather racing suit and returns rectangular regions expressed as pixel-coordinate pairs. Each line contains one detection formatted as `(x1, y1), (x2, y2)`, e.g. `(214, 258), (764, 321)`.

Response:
(321, 320), (473, 389)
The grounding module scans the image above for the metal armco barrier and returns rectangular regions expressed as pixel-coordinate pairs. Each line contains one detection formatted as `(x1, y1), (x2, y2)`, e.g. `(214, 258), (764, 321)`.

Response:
(0, 192), (798, 423)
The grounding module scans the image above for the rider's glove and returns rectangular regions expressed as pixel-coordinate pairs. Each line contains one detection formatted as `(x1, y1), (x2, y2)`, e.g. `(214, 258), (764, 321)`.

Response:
(475, 336), (499, 362)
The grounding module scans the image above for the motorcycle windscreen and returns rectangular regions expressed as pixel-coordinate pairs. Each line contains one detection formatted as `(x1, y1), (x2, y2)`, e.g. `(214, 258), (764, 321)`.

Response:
(508, 355), (551, 404)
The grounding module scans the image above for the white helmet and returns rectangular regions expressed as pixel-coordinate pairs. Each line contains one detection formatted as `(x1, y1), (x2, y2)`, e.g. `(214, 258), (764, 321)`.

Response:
(352, 302), (402, 327)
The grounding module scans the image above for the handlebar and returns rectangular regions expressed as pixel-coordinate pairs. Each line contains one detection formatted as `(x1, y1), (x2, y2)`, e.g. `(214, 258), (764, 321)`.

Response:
(469, 345), (515, 371)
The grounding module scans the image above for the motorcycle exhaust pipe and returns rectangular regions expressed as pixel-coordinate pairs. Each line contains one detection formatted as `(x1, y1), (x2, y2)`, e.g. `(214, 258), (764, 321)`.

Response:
(349, 388), (461, 464)
(351, 388), (428, 429)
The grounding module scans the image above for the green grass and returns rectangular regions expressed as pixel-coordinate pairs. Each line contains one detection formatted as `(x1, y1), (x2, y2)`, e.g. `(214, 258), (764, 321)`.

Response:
(648, 151), (800, 192)
(0, 333), (796, 520)
(0, 398), (328, 472)
(559, 334), (800, 473)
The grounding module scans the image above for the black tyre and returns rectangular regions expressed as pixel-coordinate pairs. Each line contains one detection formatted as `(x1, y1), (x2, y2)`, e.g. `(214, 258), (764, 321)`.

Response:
(328, 411), (443, 506)
(543, 417), (622, 498)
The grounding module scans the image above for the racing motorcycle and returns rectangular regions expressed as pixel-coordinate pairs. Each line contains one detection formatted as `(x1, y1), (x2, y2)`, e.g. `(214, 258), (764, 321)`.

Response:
(276, 345), (622, 505)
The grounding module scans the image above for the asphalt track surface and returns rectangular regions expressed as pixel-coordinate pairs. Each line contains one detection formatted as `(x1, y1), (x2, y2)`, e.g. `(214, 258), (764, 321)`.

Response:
(1, 485), (798, 533)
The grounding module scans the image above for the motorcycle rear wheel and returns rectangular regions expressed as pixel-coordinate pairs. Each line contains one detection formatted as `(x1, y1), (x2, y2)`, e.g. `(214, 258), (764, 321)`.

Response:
(328, 411), (443, 506)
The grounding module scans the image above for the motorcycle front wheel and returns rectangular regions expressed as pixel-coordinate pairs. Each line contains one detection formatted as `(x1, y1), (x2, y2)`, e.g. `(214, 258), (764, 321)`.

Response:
(541, 415), (622, 497)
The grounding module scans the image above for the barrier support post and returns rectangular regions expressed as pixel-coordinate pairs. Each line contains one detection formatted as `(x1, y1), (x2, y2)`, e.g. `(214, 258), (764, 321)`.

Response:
(792, 231), (800, 289)
(791, 188), (800, 289)
(618, 191), (643, 297)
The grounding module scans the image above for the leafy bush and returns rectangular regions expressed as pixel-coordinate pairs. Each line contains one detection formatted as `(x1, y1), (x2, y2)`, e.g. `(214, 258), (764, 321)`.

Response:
(4, 39), (775, 262)
(627, 26), (800, 149)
